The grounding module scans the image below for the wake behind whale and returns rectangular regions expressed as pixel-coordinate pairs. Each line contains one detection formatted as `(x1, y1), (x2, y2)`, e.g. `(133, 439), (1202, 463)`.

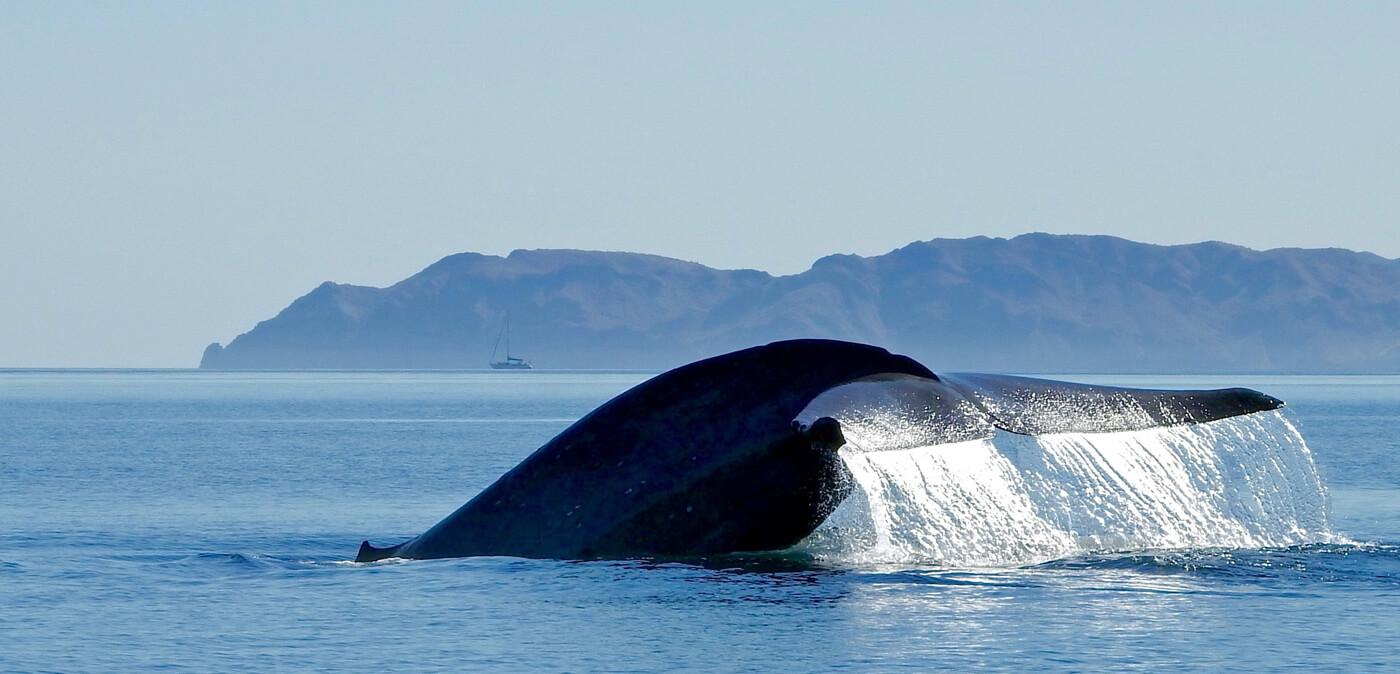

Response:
(355, 339), (1331, 565)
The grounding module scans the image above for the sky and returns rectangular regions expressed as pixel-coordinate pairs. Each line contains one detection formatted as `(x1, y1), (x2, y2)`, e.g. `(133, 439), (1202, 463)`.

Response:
(2, 2), (1397, 367)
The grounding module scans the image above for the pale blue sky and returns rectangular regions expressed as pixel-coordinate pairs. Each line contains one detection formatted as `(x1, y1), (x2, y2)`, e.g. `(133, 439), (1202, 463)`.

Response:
(2, 2), (1397, 366)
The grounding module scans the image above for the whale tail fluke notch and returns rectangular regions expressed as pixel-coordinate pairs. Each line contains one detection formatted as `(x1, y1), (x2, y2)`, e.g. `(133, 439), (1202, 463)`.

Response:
(355, 540), (404, 563)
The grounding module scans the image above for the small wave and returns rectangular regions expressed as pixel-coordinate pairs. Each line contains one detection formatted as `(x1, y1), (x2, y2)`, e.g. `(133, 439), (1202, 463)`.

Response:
(1031, 543), (1400, 586)
(178, 552), (278, 568)
(149, 551), (328, 576)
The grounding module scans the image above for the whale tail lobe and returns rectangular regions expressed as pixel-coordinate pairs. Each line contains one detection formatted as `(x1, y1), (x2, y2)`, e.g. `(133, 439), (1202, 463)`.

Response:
(355, 540), (405, 563)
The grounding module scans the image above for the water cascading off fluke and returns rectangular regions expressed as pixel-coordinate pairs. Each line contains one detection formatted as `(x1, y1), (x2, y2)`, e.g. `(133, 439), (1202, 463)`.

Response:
(800, 411), (1334, 567)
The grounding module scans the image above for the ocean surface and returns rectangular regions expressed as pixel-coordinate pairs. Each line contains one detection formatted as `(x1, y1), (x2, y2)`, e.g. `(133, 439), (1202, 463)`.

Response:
(3, 370), (1398, 672)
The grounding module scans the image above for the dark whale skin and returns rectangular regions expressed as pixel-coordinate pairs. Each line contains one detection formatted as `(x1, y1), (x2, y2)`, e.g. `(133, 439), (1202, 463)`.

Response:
(358, 339), (934, 561)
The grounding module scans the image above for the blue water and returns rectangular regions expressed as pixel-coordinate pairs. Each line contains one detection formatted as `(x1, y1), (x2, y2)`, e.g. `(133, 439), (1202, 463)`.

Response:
(3, 371), (1398, 672)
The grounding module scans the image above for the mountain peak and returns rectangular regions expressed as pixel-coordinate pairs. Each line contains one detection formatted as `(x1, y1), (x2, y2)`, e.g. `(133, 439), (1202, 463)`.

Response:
(201, 234), (1400, 373)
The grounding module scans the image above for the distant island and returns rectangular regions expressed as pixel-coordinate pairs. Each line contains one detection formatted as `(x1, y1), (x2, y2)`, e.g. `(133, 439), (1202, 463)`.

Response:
(200, 233), (1400, 373)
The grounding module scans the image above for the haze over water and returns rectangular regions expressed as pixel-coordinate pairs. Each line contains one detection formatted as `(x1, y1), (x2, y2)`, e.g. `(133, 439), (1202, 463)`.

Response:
(4, 370), (1398, 672)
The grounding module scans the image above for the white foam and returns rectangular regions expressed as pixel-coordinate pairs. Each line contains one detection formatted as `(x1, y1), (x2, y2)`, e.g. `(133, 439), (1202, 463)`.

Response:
(799, 411), (1335, 567)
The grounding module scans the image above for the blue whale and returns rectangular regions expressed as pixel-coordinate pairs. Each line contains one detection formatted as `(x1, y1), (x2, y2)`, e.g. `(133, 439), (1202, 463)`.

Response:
(356, 339), (1281, 562)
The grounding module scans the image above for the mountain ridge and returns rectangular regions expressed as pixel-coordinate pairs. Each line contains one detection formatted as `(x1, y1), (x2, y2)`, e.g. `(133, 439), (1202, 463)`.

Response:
(200, 233), (1400, 373)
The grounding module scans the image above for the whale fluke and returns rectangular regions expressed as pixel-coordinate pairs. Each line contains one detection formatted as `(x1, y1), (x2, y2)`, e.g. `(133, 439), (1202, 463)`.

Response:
(354, 339), (1288, 562)
(939, 373), (1284, 435)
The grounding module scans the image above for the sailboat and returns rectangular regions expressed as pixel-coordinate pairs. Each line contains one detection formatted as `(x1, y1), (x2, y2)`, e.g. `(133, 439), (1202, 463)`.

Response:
(489, 313), (533, 370)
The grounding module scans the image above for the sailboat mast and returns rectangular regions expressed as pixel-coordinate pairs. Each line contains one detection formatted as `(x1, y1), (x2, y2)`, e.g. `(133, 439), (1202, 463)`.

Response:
(491, 326), (503, 362)
(505, 311), (511, 359)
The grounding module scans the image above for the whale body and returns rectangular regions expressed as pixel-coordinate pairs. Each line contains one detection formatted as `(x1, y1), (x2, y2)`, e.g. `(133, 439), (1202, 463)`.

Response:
(356, 339), (1282, 562)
